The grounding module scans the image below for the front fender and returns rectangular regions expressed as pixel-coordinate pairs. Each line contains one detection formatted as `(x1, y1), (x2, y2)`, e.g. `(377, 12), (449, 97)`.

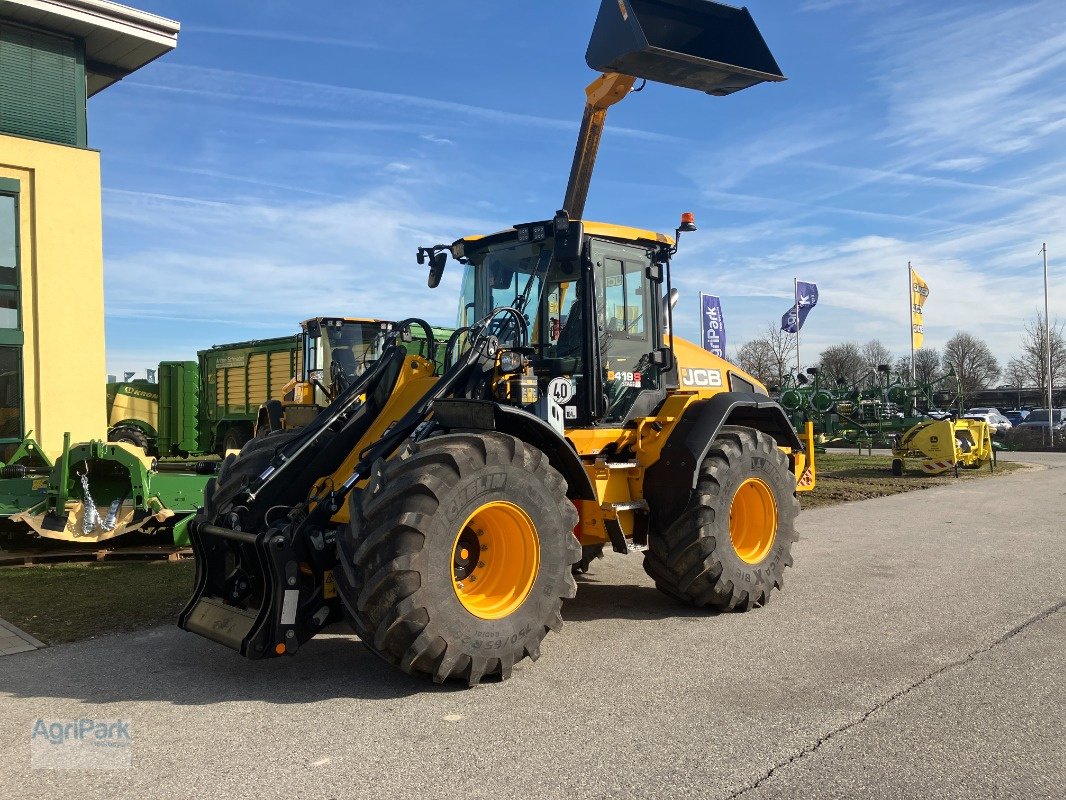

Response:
(430, 399), (596, 502)
(644, 393), (802, 528)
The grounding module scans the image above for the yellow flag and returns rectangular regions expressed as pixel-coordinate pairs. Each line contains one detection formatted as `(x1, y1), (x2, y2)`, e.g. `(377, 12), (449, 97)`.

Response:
(910, 267), (929, 349)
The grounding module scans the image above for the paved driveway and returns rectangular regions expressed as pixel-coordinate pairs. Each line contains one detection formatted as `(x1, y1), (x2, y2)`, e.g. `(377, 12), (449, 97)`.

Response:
(2, 454), (1063, 798)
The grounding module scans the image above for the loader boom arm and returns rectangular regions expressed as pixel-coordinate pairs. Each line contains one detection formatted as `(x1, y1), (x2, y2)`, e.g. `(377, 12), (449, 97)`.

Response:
(561, 72), (636, 220)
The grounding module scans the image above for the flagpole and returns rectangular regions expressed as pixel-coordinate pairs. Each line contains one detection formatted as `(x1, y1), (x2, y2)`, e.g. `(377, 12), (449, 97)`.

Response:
(698, 292), (704, 350)
(1044, 243), (1054, 446)
(908, 261), (915, 382)
(794, 277), (801, 375)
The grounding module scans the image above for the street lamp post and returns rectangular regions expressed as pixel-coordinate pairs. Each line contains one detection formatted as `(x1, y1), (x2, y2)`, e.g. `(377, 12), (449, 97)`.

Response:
(1043, 243), (1053, 447)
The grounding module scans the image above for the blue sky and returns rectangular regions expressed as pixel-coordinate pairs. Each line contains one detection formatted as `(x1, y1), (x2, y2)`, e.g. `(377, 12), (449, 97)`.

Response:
(92, 0), (1066, 377)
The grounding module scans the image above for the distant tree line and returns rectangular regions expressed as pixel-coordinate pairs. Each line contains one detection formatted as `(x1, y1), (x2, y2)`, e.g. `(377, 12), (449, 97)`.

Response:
(733, 313), (1065, 407)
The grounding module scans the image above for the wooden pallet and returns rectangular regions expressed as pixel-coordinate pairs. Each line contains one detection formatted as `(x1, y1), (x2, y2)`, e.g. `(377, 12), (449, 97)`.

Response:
(0, 546), (192, 567)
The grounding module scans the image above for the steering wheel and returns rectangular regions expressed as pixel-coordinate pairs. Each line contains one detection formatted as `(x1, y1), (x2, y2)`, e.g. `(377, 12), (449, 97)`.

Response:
(330, 359), (350, 395)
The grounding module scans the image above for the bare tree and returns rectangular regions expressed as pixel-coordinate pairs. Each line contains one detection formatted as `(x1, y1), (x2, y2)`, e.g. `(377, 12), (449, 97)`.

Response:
(942, 332), (1000, 405)
(1004, 314), (1066, 391)
(819, 342), (865, 386)
(735, 338), (776, 387)
(893, 348), (941, 383)
(860, 339), (893, 372)
(735, 325), (797, 388)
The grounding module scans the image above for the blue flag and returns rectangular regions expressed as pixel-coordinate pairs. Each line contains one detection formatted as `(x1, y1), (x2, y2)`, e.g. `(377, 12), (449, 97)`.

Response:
(700, 294), (726, 357)
(781, 281), (819, 334)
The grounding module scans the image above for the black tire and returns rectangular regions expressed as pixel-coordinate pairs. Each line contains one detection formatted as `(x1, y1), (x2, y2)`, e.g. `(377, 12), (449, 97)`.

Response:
(891, 458), (904, 476)
(335, 432), (580, 686)
(204, 429), (301, 521)
(108, 425), (150, 453)
(221, 426), (251, 455)
(643, 425), (799, 611)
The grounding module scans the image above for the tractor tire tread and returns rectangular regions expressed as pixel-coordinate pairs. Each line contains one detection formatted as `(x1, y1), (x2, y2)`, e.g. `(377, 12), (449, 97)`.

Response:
(335, 431), (579, 686)
(643, 425), (798, 611)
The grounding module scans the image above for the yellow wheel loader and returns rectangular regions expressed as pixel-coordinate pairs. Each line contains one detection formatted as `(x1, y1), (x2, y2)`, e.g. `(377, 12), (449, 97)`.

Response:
(179, 0), (815, 685)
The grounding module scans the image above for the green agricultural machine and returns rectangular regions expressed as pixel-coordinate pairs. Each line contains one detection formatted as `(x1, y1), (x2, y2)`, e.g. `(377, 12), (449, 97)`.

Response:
(776, 365), (962, 447)
(11, 434), (212, 545)
(0, 435), (53, 519)
(106, 378), (160, 452)
(106, 334), (299, 457)
(2, 318), (452, 545)
(108, 317), (453, 457)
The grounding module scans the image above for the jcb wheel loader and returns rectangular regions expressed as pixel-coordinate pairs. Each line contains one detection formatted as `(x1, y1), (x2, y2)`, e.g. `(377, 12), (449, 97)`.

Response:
(179, 0), (815, 685)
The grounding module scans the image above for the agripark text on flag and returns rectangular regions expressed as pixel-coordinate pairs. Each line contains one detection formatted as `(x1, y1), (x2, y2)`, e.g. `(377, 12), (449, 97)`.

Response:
(910, 267), (929, 349)
(700, 294), (726, 357)
(781, 281), (819, 334)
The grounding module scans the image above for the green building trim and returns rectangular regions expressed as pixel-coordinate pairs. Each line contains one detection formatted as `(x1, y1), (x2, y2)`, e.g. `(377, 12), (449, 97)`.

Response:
(0, 22), (87, 147)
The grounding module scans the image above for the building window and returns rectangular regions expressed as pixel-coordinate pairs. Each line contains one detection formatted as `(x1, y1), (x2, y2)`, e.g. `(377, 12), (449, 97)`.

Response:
(0, 193), (14, 284)
(0, 191), (21, 445)
(0, 346), (21, 439)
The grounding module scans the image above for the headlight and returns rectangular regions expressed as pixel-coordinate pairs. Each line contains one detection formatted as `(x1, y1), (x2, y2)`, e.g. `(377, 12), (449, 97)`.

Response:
(498, 350), (525, 374)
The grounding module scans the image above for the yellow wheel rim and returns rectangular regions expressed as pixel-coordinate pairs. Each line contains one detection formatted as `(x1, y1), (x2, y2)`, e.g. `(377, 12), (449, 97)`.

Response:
(452, 501), (540, 620)
(729, 478), (778, 564)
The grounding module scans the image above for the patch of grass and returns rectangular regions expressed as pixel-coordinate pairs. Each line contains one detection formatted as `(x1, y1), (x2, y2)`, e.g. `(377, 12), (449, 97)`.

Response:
(802, 452), (1025, 510)
(0, 560), (194, 645)
(0, 452), (1028, 646)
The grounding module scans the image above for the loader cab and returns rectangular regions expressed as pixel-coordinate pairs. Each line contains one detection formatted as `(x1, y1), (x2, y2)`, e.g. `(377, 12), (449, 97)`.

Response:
(454, 220), (673, 427)
(299, 317), (392, 405)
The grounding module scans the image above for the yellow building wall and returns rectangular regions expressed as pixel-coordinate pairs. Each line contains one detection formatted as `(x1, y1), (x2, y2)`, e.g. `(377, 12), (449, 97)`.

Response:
(0, 132), (107, 459)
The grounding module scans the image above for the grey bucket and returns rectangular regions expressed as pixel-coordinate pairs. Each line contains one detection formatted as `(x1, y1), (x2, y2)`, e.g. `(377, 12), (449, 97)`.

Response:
(585, 0), (785, 95)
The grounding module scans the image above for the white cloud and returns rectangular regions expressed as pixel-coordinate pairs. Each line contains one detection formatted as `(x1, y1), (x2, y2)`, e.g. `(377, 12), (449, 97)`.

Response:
(181, 26), (385, 50)
(126, 64), (682, 144)
(870, 2), (1066, 159)
(929, 157), (988, 173)
(102, 186), (508, 373)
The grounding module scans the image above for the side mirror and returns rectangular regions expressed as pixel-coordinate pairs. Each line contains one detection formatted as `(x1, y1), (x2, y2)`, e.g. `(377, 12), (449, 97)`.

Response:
(554, 212), (583, 261)
(428, 250), (447, 288)
(650, 346), (673, 369)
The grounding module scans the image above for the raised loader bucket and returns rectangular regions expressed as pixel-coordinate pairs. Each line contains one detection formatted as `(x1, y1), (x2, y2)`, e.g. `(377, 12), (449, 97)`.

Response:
(586, 0), (785, 95)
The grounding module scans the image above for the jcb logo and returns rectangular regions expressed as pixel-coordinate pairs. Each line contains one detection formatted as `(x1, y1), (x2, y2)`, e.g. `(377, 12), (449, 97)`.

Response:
(680, 368), (723, 388)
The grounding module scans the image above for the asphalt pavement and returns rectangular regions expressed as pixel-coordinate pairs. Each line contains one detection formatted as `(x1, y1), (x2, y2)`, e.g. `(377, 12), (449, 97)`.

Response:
(2, 453), (1063, 799)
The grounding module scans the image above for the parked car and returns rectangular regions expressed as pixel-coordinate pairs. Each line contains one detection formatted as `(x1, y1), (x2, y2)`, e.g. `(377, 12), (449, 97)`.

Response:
(1002, 409), (1029, 426)
(925, 410), (953, 420)
(1014, 408), (1066, 432)
(964, 412), (1012, 435)
(966, 406), (1003, 416)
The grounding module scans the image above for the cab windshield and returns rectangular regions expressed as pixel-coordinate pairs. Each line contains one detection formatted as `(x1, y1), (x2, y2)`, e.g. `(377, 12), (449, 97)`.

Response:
(457, 238), (554, 343)
(304, 319), (388, 384)
(455, 231), (660, 425)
